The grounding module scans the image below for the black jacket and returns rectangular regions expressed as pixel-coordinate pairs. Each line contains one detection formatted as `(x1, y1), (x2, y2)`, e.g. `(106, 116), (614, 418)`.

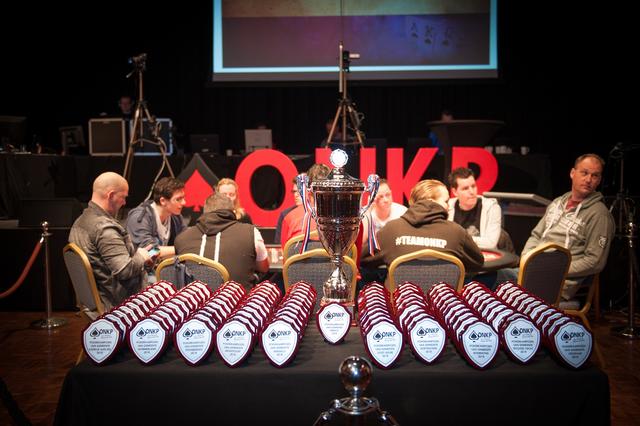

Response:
(371, 199), (484, 272)
(174, 209), (258, 290)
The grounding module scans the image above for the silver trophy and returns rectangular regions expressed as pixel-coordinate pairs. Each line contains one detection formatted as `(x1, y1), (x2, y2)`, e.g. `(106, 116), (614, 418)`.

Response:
(297, 149), (379, 308)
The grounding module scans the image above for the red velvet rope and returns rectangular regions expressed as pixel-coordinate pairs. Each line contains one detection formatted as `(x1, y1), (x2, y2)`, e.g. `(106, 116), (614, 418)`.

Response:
(0, 238), (43, 299)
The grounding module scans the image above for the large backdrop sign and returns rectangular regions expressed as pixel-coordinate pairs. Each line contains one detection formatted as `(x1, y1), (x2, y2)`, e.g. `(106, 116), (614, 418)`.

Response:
(182, 147), (498, 227)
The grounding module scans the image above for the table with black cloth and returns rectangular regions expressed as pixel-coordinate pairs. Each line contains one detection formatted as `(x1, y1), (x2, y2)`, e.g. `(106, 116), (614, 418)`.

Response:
(55, 324), (609, 426)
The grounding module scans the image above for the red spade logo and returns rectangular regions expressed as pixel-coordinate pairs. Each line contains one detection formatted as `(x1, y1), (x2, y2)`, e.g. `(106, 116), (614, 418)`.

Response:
(183, 170), (214, 213)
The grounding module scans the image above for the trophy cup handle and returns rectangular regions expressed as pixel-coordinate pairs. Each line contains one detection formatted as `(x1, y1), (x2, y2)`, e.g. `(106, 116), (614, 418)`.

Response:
(296, 173), (317, 220)
(359, 174), (380, 218)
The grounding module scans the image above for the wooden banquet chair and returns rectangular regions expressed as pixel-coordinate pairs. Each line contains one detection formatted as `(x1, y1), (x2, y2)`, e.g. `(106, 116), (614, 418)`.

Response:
(517, 242), (571, 306)
(388, 249), (466, 298)
(156, 253), (229, 290)
(283, 248), (358, 311)
(283, 230), (357, 261)
(562, 274), (605, 366)
(63, 243), (105, 364)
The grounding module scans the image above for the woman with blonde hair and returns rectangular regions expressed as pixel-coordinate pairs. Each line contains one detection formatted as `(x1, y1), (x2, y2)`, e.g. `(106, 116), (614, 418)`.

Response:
(216, 178), (252, 224)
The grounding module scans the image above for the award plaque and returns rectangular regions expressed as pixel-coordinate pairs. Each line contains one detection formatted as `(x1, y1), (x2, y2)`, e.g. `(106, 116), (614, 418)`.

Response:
(261, 320), (299, 367)
(317, 302), (352, 344)
(363, 321), (403, 369)
(82, 318), (122, 365)
(297, 149), (379, 310)
(502, 317), (540, 364)
(128, 318), (168, 365)
(551, 321), (593, 369)
(175, 318), (214, 366)
(408, 317), (446, 364)
(460, 322), (499, 369)
(216, 320), (254, 367)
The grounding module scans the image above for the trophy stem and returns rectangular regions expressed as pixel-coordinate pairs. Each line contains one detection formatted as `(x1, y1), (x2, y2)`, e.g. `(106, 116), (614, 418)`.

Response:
(322, 255), (351, 305)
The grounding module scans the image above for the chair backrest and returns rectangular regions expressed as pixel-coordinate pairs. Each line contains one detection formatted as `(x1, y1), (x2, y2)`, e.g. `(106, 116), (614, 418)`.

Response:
(283, 248), (357, 311)
(388, 249), (466, 297)
(517, 242), (571, 306)
(63, 243), (104, 319)
(156, 253), (230, 290)
(283, 230), (357, 261)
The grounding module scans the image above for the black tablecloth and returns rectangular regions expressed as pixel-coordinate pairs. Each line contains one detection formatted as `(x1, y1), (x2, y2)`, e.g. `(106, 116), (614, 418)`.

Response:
(55, 325), (609, 426)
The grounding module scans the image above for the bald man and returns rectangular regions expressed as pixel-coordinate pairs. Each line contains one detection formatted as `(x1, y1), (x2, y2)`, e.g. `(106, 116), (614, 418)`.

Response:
(69, 172), (152, 311)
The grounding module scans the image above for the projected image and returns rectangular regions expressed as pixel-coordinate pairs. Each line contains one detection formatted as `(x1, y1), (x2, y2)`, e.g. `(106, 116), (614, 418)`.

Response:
(213, 0), (497, 81)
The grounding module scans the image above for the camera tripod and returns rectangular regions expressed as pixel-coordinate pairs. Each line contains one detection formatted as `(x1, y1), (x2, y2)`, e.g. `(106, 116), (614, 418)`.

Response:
(326, 42), (364, 149)
(122, 54), (174, 196)
(609, 144), (640, 339)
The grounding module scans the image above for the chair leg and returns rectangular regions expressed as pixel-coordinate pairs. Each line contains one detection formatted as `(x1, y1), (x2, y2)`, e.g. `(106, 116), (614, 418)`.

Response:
(76, 349), (85, 365)
(594, 278), (601, 321)
(580, 314), (605, 367)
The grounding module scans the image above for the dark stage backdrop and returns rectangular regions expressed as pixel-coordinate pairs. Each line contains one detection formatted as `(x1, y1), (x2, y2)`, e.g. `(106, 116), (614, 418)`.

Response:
(0, 1), (636, 198)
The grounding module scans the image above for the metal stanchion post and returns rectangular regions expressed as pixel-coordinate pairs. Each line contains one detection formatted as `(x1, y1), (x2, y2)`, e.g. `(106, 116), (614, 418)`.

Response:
(31, 221), (67, 329)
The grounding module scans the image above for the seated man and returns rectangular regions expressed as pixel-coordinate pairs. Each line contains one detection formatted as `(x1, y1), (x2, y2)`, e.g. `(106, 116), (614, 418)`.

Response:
(498, 153), (614, 302)
(371, 179), (484, 274)
(280, 164), (331, 249)
(174, 193), (269, 291)
(126, 177), (186, 259)
(274, 177), (302, 245)
(447, 167), (503, 250)
(69, 172), (152, 310)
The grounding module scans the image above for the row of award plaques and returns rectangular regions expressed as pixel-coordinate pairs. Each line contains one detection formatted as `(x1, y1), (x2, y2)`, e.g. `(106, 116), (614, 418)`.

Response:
(83, 278), (593, 370)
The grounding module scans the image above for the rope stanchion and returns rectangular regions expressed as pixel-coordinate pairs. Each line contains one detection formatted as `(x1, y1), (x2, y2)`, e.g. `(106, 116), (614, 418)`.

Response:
(0, 236), (43, 299)
(31, 221), (67, 329)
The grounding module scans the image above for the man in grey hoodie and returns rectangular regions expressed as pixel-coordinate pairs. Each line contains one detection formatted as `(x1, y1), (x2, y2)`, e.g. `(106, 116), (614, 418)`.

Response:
(499, 153), (614, 301)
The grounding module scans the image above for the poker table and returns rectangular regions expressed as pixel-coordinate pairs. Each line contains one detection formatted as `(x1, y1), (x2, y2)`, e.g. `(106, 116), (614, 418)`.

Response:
(481, 249), (519, 272)
(54, 324), (609, 425)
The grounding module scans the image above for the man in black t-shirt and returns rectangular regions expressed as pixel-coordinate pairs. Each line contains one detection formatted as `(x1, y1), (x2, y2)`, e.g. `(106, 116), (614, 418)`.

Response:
(447, 167), (503, 250)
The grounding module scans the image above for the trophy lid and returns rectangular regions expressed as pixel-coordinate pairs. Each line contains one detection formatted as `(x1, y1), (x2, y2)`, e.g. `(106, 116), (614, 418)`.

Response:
(312, 149), (365, 191)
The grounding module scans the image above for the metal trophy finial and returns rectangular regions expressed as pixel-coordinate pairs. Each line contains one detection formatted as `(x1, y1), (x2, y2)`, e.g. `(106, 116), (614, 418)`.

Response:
(330, 148), (349, 169)
(339, 356), (373, 400)
(312, 356), (399, 424)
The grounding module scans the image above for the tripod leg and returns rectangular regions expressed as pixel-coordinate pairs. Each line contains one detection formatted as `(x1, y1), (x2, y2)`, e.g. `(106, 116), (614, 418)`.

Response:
(327, 106), (342, 146)
(123, 144), (135, 184)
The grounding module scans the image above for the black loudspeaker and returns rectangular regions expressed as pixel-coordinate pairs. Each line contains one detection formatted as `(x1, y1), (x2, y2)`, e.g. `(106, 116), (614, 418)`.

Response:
(18, 198), (84, 228)
(89, 118), (125, 156)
